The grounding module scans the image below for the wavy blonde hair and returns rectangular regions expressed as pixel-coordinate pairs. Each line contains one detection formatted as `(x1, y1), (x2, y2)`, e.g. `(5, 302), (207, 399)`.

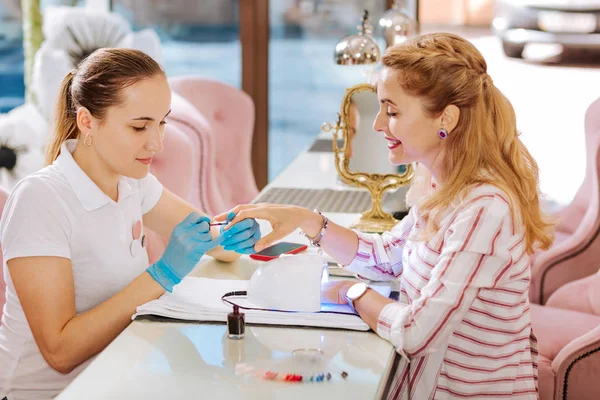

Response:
(382, 33), (554, 254)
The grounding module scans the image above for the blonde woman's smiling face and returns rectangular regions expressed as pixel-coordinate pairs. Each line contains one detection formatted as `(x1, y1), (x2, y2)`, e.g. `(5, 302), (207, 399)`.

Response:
(372, 67), (445, 168)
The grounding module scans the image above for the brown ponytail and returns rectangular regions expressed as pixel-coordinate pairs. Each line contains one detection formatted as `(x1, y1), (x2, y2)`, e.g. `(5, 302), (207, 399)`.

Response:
(45, 72), (77, 165)
(44, 48), (165, 166)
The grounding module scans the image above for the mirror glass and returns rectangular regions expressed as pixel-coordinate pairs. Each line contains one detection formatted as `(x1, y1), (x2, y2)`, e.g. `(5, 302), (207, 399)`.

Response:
(325, 83), (414, 233)
(345, 91), (400, 175)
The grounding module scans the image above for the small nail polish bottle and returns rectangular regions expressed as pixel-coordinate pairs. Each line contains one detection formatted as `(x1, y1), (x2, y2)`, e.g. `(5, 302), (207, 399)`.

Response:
(227, 305), (245, 339)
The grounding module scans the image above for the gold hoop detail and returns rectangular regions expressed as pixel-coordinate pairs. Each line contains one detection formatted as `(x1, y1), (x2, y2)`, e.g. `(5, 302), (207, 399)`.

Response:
(83, 132), (93, 147)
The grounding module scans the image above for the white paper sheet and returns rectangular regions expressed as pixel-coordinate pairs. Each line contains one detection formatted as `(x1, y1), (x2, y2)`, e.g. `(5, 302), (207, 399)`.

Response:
(134, 277), (370, 331)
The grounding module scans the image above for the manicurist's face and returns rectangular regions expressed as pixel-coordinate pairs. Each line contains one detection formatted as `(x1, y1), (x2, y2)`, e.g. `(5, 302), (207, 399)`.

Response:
(89, 74), (172, 179)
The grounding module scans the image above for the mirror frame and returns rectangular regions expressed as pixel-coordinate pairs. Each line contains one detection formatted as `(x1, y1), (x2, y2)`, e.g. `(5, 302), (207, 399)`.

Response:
(322, 83), (415, 233)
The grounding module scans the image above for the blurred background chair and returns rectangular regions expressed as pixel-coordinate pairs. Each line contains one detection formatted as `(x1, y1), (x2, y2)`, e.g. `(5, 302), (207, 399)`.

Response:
(529, 97), (600, 399)
(530, 97), (600, 305)
(144, 77), (259, 264)
(168, 76), (259, 210)
(531, 295), (600, 400)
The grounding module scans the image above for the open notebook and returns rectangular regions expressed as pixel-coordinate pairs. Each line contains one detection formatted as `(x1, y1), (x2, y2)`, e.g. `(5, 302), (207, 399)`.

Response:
(133, 277), (370, 331)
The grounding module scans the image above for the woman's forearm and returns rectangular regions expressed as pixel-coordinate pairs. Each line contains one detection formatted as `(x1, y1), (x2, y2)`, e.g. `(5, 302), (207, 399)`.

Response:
(48, 272), (164, 374)
(143, 190), (241, 263)
(208, 246), (241, 262)
(298, 208), (360, 266)
(354, 289), (395, 330)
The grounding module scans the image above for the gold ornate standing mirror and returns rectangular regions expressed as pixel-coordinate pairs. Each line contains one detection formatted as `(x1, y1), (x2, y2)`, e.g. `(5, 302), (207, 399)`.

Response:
(323, 83), (415, 233)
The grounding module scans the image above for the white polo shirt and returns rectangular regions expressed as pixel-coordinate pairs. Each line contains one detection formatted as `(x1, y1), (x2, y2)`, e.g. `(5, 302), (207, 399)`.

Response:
(0, 139), (163, 400)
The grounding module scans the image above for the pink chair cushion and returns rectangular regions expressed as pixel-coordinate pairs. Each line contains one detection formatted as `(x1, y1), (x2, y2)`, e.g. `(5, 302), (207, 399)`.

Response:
(551, 324), (600, 400)
(145, 111), (197, 265)
(551, 98), (600, 236)
(144, 79), (260, 263)
(546, 273), (600, 316)
(150, 115), (195, 205)
(168, 77), (259, 214)
(531, 304), (600, 399)
(530, 98), (600, 305)
(167, 92), (221, 213)
(550, 230), (570, 248)
(531, 303), (600, 361)
(538, 355), (554, 400)
(0, 187), (9, 322)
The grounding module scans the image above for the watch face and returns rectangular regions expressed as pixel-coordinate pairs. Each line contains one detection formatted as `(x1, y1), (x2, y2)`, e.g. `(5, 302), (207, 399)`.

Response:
(347, 282), (368, 300)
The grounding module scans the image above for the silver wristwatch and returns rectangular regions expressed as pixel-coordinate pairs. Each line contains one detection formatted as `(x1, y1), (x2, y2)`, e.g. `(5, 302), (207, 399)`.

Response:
(345, 282), (369, 313)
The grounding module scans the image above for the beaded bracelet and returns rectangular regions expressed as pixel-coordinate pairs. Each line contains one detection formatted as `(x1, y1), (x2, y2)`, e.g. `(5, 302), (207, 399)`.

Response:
(303, 209), (329, 248)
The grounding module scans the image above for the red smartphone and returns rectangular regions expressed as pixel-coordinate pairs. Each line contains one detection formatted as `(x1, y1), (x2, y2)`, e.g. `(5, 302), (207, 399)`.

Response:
(249, 242), (308, 261)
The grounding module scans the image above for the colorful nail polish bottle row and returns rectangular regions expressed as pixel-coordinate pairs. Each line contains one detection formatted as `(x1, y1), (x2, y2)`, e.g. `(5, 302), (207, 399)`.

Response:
(260, 370), (333, 383)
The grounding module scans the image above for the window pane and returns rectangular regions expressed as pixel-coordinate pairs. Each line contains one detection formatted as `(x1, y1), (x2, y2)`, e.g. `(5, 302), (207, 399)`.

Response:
(0, 1), (24, 113)
(269, 0), (387, 181)
(0, 0), (85, 114)
(1, 1), (242, 114)
(112, 0), (240, 87)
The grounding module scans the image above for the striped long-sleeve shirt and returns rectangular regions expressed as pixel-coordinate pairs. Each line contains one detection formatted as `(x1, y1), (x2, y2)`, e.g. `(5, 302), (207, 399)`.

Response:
(344, 184), (539, 400)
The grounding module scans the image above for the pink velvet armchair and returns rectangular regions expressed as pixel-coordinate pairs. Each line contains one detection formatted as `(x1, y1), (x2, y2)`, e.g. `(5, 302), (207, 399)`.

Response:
(528, 97), (600, 399)
(145, 77), (259, 264)
(531, 297), (600, 400)
(530, 97), (600, 305)
(168, 76), (259, 211)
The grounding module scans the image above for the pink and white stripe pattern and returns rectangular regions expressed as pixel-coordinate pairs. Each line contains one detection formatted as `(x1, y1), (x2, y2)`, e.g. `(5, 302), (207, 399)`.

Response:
(344, 184), (538, 399)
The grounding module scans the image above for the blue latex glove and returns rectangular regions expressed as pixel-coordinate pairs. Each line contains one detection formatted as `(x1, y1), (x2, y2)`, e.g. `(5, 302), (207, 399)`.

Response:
(220, 211), (261, 254)
(147, 212), (226, 292)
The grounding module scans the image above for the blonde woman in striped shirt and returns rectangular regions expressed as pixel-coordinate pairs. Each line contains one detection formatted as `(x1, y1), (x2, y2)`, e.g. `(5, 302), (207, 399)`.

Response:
(217, 32), (554, 399)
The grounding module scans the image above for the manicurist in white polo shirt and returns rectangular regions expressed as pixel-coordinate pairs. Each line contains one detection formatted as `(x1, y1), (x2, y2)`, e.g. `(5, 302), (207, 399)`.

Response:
(0, 49), (261, 400)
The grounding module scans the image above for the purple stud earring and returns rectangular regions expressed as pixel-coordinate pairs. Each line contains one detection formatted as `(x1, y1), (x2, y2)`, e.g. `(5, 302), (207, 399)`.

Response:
(438, 128), (448, 139)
